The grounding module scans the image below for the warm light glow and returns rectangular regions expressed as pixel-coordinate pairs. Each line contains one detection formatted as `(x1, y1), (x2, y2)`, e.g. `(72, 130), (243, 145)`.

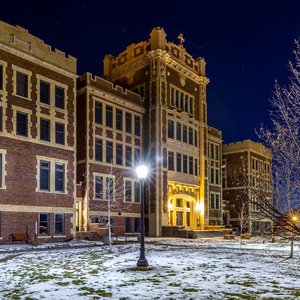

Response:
(196, 203), (201, 213)
(292, 215), (298, 222)
(168, 203), (174, 211)
(136, 165), (149, 179)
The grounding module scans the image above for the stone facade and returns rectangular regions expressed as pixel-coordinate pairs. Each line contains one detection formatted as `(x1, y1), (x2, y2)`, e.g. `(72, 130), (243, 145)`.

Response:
(222, 140), (272, 235)
(0, 21), (77, 243)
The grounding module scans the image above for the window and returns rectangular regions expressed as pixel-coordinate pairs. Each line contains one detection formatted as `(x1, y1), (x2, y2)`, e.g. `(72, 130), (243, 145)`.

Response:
(116, 109), (123, 131)
(189, 97), (194, 115)
(40, 118), (50, 142)
(0, 65), (3, 90)
(134, 181), (141, 203)
(134, 148), (140, 166)
(252, 196), (259, 212)
(95, 176), (103, 199)
(170, 86), (194, 114)
(195, 159), (198, 176)
(0, 107), (2, 132)
(40, 81), (50, 104)
(176, 153), (182, 172)
(125, 217), (132, 232)
(55, 163), (65, 192)
(209, 143), (220, 185)
(16, 112), (28, 136)
(106, 141), (113, 163)
(189, 128), (193, 145)
(126, 146), (132, 167)
(252, 221), (259, 232)
(0, 153), (2, 188)
(16, 72), (28, 98)
(39, 213), (49, 236)
(40, 161), (50, 191)
(183, 155), (188, 173)
(168, 120), (174, 139)
(106, 177), (114, 201)
(183, 125), (187, 143)
(126, 112), (131, 133)
(194, 130), (198, 147)
(55, 214), (64, 235)
(55, 86), (64, 109)
(176, 122), (181, 141)
(189, 156), (193, 175)
(210, 193), (220, 210)
(135, 116), (141, 136)
(95, 101), (102, 124)
(134, 218), (140, 232)
(55, 123), (65, 145)
(95, 139), (103, 161)
(106, 105), (113, 127)
(168, 151), (174, 171)
(125, 180), (132, 202)
(176, 198), (183, 207)
(184, 95), (189, 112)
(116, 143), (123, 165)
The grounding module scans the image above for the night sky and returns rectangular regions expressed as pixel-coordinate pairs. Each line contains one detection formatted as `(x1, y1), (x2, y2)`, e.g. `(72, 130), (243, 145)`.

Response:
(1, 0), (299, 143)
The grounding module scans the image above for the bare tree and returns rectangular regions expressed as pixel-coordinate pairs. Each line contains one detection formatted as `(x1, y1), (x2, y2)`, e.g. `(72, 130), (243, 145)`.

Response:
(257, 39), (300, 257)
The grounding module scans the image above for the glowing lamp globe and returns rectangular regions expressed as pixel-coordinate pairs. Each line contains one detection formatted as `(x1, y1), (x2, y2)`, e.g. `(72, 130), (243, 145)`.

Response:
(136, 165), (149, 180)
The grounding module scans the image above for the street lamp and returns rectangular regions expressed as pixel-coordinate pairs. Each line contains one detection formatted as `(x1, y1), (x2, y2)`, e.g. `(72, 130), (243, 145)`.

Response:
(136, 165), (149, 268)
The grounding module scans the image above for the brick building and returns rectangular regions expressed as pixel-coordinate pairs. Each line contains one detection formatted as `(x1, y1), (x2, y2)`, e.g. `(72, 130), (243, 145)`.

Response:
(222, 140), (272, 234)
(0, 21), (77, 243)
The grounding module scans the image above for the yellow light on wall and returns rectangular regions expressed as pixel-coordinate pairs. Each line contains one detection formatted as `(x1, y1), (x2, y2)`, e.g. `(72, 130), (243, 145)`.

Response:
(168, 202), (174, 211)
(196, 203), (201, 213)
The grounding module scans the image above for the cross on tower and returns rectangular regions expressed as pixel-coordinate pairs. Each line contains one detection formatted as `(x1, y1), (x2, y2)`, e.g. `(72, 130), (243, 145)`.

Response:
(178, 33), (185, 47)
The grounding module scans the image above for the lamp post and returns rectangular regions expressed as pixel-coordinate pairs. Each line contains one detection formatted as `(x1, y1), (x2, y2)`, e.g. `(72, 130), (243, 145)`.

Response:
(290, 215), (298, 258)
(136, 165), (149, 268)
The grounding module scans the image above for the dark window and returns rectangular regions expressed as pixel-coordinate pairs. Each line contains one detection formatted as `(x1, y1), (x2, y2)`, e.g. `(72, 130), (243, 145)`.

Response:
(116, 109), (123, 131)
(189, 98), (194, 115)
(215, 194), (220, 210)
(184, 95), (189, 112)
(134, 218), (140, 232)
(16, 72), (28, 98)
(106, 105), (113, 127)
(168, 151), (174, 171)
(189, 128), (193, 145)
(40, 118), (50, 142)
(189, 156), (193, 175)
(134, 181), (141, 203)
(16, 112), (28, 137)
(210, 144), (214, 159)
(135, 116), (141, 136)
(0, 107), (2, 132)
(40, 160), (50, 191)
(55, 123), (65, 145)
(0, 65), (3, 90)
(106, 141), (113, 163)
(183, 125), (187, 143)
(176, 122), (181, 141)
(39, 213), (49, 235)
(180, 93), (184, 110)
(195, 159), (198, 176)
(95, 139), (103, 161)
(55, 213), (64, 235)
(125, 217), (132, 232)
(106, 177), (114, 201)
(170, 87), (175, 106)
(116, 143), (123, 165)
(126, 146), (132, 167)
(126, 112), (132, 133)
(176, 153), (182, 172)
(55, 163), (65, 192)
(95, 101), (102, 124)
(95, 176), (103, 199)
(0, 153), (2, 188)
(168, 120), (174, 139)
(40, 81), (50, 104)
(175, 90), (180, 107)
(183, 155), (188, 173)
(125, 180), (132, 202)
(134, 148), (140, 166)
(194, 131), (198, 147)
(55, 86), (65, 109)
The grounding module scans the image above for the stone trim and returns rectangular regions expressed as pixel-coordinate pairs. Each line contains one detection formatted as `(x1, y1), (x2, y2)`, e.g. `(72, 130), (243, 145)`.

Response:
(12, 64), (32, 101)
(0, 149), (7, 189)
(0, 204), (74, 213)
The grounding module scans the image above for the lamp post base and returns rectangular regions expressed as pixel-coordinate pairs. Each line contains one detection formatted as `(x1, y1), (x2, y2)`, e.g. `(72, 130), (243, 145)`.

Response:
(137, 257), (148, 268)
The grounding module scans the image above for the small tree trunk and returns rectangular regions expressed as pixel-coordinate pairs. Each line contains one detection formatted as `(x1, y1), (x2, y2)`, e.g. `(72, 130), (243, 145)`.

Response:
(290, 234), (294, 258)
(108, 198), (112, 252)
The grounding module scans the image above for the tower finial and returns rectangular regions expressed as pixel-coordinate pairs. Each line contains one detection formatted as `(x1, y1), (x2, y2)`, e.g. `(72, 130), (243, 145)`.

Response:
(178, 33), (185, 47)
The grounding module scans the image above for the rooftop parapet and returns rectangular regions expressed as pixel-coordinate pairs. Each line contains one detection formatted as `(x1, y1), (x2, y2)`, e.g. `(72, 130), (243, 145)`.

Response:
(78, 72), (143, 103)
(0, 20), (76, 74)
(103, 26), (206, 79)
(223, 139), (272, 157)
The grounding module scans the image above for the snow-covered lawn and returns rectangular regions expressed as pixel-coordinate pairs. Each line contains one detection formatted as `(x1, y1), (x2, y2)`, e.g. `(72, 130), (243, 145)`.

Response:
(0, 238), (299, 299)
